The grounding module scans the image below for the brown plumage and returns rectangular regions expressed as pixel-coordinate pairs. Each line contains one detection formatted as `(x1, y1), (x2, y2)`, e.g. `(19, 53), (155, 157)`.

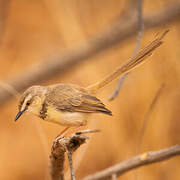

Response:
(15, 30), (168, 129)
(46, 84), (112, 115)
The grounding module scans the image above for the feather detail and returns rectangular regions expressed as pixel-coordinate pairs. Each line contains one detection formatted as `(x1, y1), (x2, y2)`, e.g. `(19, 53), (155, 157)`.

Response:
(45, 84), (112, 116)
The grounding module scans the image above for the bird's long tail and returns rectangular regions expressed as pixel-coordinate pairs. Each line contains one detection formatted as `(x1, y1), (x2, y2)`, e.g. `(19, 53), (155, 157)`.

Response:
(87, 30), (169, 94)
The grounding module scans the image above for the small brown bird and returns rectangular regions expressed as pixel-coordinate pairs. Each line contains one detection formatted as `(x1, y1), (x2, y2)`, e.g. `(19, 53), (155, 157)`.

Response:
(14, 31), (168, 133)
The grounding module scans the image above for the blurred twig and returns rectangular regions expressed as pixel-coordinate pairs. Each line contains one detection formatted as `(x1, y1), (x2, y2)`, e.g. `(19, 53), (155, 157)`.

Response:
(132, 0), (144, 56)
(0, 81), (20, 98)
(108, 71), (128, 101)
(50, 129), (99, 180)
(81, 145), (180, 180)
(0, 2), (180, 105)
(137, 83), (165, 153)
(135, 83), (165, 180)
(109, 0), (144, 101)
(0, 0), (11, 45)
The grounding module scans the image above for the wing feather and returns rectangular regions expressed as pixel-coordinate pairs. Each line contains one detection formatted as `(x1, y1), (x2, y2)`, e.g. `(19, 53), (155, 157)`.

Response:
(45, 84), (112, 116)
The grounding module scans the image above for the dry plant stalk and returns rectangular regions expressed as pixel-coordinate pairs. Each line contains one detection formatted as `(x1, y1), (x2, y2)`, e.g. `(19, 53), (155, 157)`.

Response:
(50, 131), (179, 180)
(81, 145), (180, 180)
(50, 134), (86, 180)
(50, 130), (99, 180)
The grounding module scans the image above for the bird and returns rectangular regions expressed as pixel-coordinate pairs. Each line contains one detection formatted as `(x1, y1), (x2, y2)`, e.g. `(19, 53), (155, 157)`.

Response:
(14, 30), (168, 134)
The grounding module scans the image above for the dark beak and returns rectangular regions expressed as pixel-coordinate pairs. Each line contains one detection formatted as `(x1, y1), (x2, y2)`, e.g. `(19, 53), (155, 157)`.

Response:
(14, 109), (25, 122)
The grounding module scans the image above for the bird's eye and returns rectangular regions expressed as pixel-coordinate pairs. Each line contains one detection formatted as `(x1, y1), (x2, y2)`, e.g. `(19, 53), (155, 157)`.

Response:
(26, 102), (30, 106)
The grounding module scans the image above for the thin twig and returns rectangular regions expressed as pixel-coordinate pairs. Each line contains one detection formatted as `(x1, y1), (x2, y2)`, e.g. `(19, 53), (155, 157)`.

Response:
(0, 81), (20, 97)
(65, 125), (100, 179)
(0, 0), (11, 45)
(66, 129), (100, 180)
(81, 145), (180, 180)
(67, 151), (76, 180)
(0, 2), (179, 105)
(137, 83), (165, 153)
(108, 73), (128, 101)
(109, 0), (144, 101)
(135, 83), (165, 180)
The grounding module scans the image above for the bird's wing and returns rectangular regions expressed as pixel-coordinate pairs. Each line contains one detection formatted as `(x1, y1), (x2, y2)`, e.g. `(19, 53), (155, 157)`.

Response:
(45, 84), (112, 115)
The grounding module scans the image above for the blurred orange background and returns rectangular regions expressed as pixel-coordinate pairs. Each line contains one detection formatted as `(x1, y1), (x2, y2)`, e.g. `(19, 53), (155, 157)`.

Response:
(0, 0), (179, 179)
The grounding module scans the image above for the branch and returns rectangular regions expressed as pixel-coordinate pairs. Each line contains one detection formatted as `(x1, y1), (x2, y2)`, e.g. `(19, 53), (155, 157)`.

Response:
(50, 134), (86, 180)
(81, 145), (180, 180)
(109, 0), (144, 101)
(0, 2), (180, 105)
(50, 129), (99, 180)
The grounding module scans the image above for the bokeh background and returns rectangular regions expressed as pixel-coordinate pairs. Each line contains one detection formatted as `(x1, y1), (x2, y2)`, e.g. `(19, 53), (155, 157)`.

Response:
(0, 0), (179, 179)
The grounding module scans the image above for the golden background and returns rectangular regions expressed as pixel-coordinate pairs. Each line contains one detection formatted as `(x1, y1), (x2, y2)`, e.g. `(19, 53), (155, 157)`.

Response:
(0, 0), (179, 179)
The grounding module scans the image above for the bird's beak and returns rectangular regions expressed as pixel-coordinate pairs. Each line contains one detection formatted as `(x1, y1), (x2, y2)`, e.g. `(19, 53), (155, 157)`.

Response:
(14, 109), (26, 122)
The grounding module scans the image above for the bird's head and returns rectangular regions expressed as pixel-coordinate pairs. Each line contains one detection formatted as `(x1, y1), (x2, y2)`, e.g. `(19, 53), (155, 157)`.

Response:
(15, 85), (47, 121)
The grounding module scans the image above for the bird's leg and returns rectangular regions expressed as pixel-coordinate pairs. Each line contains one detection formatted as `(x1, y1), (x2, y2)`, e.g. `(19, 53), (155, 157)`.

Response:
(59, 125), (85, 137)
(52, 127), (71, 151)
(72, 126), (85, 134)
(55, 125), (86, 139)
(56, 127), (70, 138)
(66, 125), (87, 136)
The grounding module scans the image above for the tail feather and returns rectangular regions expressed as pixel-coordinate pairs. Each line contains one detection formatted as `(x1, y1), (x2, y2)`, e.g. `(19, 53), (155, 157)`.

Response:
(87, 30), (169, 94)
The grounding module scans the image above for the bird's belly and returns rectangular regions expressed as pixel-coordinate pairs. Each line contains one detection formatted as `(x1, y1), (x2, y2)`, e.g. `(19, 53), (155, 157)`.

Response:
(45, 107), (88, 127)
